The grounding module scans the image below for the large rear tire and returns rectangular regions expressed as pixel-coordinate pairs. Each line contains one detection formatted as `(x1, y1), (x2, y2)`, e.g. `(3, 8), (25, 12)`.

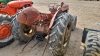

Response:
(83, 31), (100, 56)
(12, 19), (35, 44)
(49, 12), (72, 56)
(0, 15), (14, 48)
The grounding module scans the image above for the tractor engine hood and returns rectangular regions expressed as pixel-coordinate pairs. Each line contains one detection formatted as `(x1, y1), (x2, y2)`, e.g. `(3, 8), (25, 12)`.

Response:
(7, 1), (33, 8)
(17, 7), (41, 26)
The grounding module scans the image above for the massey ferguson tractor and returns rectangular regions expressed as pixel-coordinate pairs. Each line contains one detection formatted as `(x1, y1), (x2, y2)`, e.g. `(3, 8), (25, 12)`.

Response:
(0, 0), (33, 48)
(12, 2), (77, 56)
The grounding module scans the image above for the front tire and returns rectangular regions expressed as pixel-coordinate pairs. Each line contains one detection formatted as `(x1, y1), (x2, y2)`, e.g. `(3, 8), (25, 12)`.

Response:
(49, 12), (72, 56)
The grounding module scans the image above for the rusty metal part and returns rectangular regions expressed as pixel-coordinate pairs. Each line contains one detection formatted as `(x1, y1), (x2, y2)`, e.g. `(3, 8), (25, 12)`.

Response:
(22, 33), (37, 52)
(35, 20), (49, 34)
(22, 38), (32, 51)
(49, 2), (69, 29)
(22, 32), (46, 51)
(0, 24), (11, 39)
(42, 30), (50, 56)
(40, 13), (54, 21)
(49, 2), (64, 29)
(31, 40), (40, 48)
(64, 23), (71, 43)
(49, 8), (59, 29)
(22, 24), (36, 37)
(49, 7), (57, 14)
(34, 13), (54, 34)
(61, 2), (64, 7)
(17, 7), (40, 26)
(61, 4), (69, 12)
(48, 3), (59, 14)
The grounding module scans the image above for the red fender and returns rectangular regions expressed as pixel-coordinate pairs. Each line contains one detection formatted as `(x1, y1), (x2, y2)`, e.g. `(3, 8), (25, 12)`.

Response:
(49, 9), (59, 29)
(17, 7), (40, 26)
(49, 3), (69, 29)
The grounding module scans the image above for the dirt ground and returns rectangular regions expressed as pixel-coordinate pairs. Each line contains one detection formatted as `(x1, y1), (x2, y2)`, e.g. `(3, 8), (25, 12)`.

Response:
(0, 0), (100, 56)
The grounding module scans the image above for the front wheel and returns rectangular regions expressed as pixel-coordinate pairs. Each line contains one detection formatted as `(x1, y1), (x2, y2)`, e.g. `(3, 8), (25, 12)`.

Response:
(49, 12), (72, 56)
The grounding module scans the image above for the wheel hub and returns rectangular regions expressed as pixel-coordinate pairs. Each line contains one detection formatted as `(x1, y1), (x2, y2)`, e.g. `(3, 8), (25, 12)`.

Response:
(22, 24), (35, 37)
(0, 24), (11, 39)
(63, 22), (71, 46)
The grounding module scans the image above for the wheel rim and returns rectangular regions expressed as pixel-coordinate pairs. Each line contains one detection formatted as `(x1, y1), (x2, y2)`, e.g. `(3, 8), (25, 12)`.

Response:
(64, 23), (71, 44)
(22, 24), (36, 38)
(62, 22), (71, 54)
(74, 18), (77, 29)
(0, 21), (11, 39)
(0, 24), (11, 39)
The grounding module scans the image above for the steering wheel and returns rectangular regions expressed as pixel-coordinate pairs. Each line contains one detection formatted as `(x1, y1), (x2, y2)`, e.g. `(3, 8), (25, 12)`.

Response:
(48, 3), (58, 8)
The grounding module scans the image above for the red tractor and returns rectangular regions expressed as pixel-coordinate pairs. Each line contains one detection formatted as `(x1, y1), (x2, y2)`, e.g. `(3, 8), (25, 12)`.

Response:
(12, 2), (77, 56)
(0, 0), (33, 48)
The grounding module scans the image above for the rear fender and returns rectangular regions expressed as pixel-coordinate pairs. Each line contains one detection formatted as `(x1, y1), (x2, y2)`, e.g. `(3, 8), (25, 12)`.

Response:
(17, 7), (40, 26)
(49, 10), (59, 29)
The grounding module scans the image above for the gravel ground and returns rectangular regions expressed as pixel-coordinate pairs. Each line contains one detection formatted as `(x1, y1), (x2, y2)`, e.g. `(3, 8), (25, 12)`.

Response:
(0, 0), (100, 56)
